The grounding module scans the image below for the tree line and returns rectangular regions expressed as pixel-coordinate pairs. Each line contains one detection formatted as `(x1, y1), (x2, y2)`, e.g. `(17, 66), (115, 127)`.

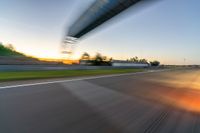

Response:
(80, 52), (160, 66)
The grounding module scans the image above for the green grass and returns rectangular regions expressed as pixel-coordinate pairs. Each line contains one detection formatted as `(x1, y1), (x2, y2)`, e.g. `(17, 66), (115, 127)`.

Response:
(0, 69), (143, 82)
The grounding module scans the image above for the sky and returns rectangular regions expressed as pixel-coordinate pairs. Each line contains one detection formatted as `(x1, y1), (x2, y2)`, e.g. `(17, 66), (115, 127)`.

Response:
(0, 0), (200, 65)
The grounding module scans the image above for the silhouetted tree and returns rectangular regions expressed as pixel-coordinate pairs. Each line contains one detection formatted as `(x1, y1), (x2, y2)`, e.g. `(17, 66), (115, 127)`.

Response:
(81, 52), (90, 60)
(150, 61), (160, 66)
(93, 53), (103, 65)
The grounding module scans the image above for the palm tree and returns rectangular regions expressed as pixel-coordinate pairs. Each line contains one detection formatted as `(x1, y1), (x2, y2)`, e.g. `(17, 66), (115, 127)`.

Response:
(130, 56), (139, 62)
(139, 59), (148, 63)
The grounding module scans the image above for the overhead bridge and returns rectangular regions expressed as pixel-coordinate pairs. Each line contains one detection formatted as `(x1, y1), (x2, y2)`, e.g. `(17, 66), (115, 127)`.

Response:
(66, 0), (143, 38)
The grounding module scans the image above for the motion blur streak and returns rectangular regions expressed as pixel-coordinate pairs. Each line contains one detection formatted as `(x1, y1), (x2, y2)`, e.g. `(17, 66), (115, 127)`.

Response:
(67, 0), (143, 38)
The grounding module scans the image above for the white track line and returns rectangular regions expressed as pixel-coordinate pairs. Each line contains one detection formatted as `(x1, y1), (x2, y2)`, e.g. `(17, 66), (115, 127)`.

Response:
(0, 70), (167, 90)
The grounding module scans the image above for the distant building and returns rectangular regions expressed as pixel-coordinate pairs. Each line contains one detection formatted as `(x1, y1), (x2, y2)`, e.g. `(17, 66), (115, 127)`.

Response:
(111, 60), (149, 68)
(79, 60), (92, 65)
(79, 59), (149, 68)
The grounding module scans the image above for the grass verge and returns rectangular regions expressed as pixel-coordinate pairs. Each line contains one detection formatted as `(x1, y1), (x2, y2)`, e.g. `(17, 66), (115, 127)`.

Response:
(0, 68), (143, 82)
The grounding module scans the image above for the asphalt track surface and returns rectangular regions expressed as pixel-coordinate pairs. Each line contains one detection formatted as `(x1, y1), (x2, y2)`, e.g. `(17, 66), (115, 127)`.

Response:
(1, 69), (200, 133)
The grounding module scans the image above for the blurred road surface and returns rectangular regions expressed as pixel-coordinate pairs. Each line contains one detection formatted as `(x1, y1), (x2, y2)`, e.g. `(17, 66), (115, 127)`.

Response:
(1, 69), (200, 133)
